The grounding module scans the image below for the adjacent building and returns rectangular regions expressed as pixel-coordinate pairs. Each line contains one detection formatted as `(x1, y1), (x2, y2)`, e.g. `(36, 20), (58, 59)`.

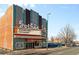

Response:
(0, 4), (48, 50)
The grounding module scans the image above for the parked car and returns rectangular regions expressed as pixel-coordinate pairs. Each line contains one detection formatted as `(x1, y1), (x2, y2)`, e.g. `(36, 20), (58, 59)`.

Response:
(48, 43), (65, 48)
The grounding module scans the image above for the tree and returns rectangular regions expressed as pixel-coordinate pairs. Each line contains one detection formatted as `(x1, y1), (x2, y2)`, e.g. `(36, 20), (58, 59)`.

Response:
(51, 36), (54, 42)
(57, 24), (76, 47)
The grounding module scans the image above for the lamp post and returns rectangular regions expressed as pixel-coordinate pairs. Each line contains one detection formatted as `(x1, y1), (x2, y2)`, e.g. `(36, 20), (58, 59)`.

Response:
(46, 13), (51, 50)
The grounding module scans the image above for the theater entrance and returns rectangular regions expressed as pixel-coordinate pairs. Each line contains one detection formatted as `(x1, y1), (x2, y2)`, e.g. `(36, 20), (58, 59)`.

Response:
(25, 39), (43, 49)
(26, 42), (34, 48)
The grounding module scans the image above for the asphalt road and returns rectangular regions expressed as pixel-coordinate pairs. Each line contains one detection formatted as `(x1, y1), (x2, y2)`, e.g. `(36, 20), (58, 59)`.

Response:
(1, 47), (79, 55)
(48, 47), (79, 55)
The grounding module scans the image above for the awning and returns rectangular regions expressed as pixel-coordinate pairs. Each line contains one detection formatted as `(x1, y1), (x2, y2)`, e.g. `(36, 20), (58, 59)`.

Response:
(14, 33), (41, 36)
(14, 35), (45, 39)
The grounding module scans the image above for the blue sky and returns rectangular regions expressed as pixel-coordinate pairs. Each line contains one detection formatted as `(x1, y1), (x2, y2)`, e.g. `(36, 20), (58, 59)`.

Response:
(0, 4), (79, 40)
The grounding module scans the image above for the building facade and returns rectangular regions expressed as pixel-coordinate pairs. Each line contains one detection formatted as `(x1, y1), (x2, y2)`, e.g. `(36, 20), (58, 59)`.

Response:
(0, 6), (13, 50)
(0, 4), (48, 50)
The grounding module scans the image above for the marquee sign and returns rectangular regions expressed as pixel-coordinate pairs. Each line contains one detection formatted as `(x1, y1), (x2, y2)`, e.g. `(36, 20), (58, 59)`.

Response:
(19, 24), (30, 33)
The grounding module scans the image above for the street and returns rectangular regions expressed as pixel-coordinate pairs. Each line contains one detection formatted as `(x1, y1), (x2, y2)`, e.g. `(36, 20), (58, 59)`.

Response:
(48, 47), (79, 55)
(27, 47), (79, 55)
(2, 47), (79, 55)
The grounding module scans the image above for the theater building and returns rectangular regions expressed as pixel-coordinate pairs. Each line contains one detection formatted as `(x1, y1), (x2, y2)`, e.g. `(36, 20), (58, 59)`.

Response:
(0, 4), (48, 50)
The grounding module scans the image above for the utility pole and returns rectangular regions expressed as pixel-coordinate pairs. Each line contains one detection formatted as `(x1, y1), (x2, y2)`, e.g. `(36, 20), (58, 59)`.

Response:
(46, 13), (51, 50)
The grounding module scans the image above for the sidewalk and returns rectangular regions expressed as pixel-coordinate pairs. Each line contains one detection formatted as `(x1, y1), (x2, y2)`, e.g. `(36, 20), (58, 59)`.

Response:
(4, 47), (69, 55)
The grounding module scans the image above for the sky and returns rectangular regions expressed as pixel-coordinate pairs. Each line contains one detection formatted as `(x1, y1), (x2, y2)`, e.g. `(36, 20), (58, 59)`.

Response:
(0, 4), (79, 40)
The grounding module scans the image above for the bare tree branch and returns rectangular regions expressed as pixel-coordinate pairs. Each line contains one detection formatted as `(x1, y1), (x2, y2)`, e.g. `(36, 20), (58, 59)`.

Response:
(57, 24), (76, 47)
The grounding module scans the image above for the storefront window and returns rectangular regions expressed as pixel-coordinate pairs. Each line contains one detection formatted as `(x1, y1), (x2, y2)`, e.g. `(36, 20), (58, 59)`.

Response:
(34, 41), (39, 46)
(15, 42), (25, 49)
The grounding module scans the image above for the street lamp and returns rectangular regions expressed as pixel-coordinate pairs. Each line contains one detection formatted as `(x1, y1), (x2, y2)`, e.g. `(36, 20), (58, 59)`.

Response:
(46, 13), (51, 50)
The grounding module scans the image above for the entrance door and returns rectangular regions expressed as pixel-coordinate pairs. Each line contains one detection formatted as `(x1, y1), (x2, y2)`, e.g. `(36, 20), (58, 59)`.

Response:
(26, 42), (34, 48)
(34, 41), (39, 48)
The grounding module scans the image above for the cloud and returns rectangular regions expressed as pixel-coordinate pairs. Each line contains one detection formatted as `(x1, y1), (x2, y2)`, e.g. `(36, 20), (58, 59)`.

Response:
(21, 4), (36, 9)
(0, 0), (36, 6)
(8, 2), (35, 9)
(29, 4), (35, 8)
(24, 4), (36, 9)
(18, 4), (36, 10)
(0, 0), (33, 4)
